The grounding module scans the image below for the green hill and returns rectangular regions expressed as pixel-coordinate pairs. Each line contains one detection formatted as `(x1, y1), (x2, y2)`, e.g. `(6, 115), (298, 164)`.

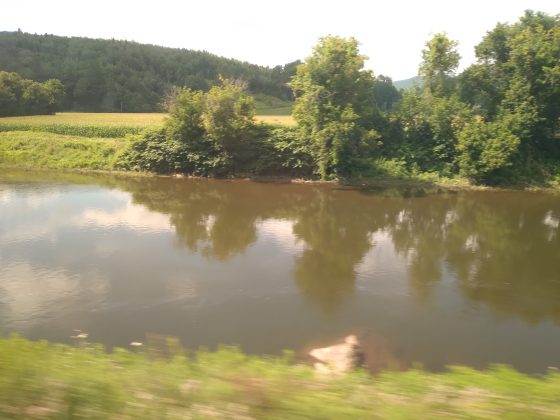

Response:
(394, 76), (423, 90)
(0, 31), (299, 112)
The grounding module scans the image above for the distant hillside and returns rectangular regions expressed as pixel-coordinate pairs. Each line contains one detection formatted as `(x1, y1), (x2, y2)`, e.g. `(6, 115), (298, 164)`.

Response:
(394, 76), (423, 90)
(0, 31), (299, 112)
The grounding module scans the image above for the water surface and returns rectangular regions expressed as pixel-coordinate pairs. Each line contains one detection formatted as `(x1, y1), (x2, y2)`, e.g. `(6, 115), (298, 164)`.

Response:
(1, 169), (560, 373)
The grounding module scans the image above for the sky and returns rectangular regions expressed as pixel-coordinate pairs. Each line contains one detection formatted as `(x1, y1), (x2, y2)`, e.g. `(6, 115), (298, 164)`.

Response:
(1, 0), (558, 80)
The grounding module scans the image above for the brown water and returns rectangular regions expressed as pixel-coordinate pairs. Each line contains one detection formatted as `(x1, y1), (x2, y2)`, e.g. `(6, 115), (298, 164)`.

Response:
(1, 169), (560, 373)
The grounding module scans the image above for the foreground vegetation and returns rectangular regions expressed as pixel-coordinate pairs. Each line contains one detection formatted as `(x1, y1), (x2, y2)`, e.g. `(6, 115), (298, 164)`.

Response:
(1, 337), (559, 418)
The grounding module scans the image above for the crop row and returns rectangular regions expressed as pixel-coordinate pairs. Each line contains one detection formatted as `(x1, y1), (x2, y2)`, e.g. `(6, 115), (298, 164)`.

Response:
(0, 123), (145, 138)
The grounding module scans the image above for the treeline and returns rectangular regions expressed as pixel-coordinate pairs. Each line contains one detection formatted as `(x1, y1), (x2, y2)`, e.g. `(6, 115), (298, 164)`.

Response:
(286, 10), (560, 184)
(119, 10), (559, 185)
(387, 10), (560, 184)
(0, 71), (63, 116)
(0, 31), (298, 112)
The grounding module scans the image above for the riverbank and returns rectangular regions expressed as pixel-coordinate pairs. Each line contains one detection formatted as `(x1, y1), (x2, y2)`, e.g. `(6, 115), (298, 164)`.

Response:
(1, 336), (558, 418)
(0, 126), (559, 192)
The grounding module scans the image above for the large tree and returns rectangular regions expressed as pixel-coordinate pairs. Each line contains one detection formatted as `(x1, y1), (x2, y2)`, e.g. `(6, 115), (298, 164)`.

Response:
(289, 36), (379, 179)
(0, 71), (63, 116)
(419, 33), (461, 97)
(458, 11), (560, 167)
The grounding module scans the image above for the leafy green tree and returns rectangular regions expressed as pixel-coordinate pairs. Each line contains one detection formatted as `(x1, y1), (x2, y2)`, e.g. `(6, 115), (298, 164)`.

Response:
(44, 79), (64, 113)
(372, 75), (401, 111)
(457, 117), (519, 182)
(396, 89), (471, 172)
(146, 79), (257, 175)
(460, 11), (560, 157)
(289, 36), (379, 179)
(419, 34), (461, 97)
(0, 72), (21, 116)
(0, 71), (64, 116)
(202, 78), (256, 159)
(166, 88), (205, 142)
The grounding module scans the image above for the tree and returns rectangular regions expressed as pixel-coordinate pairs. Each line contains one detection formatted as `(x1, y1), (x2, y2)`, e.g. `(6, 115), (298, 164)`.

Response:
(289, 36), (379, 179)
(419, 33), (461, 97)
(0, 31), (295, 111)
(202, 78), (255, 158)
(0, 71), (64, 116)
(158, 79), (256, 175)
(457, 117), (519, 182)
(166, 88), (205, 142)
(44, 79), (64, 113)
(372, 75), (401, 111)
(459, 10), (560, 164)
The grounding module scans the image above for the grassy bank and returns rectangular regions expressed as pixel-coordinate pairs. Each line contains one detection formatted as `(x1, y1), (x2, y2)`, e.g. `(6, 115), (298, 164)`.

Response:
(0, 131), (130, 170)
(1, 337), (559, 418)
(1, 113), (557, 190)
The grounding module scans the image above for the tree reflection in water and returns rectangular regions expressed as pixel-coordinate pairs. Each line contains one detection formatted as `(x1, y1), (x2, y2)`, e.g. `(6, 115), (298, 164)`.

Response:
(116, 177), (560, 321)
(10, 171), (559, 322)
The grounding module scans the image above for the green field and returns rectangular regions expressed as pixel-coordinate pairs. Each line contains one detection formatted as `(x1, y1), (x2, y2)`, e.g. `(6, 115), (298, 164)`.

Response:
(0, 112), (295, 137)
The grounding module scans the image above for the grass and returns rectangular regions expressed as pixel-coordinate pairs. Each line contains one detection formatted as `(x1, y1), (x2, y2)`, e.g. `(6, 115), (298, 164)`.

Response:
(0, 131), (131, 170)
(1, 336), (560, 419)
(255, 115), (295, 126)
(253, 93), (293, 116)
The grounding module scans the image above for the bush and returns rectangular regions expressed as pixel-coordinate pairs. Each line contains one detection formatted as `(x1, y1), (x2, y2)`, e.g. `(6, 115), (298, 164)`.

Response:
(116, 129), (186, 173)
(249, 125), (313, 176)
(457, 118), (519, 182)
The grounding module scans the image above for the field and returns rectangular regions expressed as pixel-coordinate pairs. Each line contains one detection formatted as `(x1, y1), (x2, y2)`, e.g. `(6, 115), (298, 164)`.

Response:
(0, 112), (295, 136)
(255, 115), (295, 126)
(0, 113), (168, 127)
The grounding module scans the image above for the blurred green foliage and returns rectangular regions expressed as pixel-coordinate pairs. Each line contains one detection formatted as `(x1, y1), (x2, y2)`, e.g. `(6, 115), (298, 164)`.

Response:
(1, 336), (560, 418)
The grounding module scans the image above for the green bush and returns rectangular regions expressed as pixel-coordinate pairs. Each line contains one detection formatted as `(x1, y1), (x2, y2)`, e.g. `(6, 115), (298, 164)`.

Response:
(457, 118), (519, 182)
(116, 129), (187, 173)
(249, 125), (313, 176)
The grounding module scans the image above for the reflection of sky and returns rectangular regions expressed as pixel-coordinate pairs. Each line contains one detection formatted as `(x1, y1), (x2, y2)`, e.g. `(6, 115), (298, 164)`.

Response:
(0, 183), (308, 338)
(76, 190), (173, 233)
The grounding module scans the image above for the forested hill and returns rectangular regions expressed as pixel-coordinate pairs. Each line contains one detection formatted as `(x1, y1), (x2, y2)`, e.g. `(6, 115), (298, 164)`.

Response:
(0, 31), (299, 112)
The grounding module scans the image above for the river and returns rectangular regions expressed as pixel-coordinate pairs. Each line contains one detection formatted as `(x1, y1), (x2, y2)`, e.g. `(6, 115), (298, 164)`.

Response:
(1, 169), (559, 373)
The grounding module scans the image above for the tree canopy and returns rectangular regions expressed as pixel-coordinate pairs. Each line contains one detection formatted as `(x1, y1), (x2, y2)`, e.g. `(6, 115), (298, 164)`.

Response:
(0, 31), (297, 112)
(0, 71), (63, 116)
(289, 36), (381, 178)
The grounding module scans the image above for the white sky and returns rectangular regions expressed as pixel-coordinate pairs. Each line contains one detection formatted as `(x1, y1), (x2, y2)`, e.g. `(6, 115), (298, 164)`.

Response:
(1, 0), (558, 80)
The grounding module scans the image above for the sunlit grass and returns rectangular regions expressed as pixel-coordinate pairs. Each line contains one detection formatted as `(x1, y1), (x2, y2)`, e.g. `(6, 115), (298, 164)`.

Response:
(255, 115), (295, 126)
(1, 336), (559, 418)
(0, 131), (130, 170)
(0, 112), (167, 127)
(0, 112), (295, 136)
